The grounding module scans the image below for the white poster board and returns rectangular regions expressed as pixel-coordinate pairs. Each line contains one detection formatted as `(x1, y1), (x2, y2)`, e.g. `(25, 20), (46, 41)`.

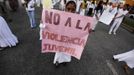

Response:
(99, 11), (115, 25)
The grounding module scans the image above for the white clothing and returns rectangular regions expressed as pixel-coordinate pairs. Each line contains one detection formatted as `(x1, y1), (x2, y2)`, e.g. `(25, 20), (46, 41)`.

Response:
(0, 16), (18, 47)
(108, 7), (118, 15)
(104, 5), (112, 15)
(86, 1), (91, 9)
(99, 6), (116, 25)
(52, 0), (60, 6)
(103, 5), (108, 11)
(88, 3), (95, 9)
(115, 9), (128, 22)
(21, 0), (25, 4)
(109, 9), (128, 34)
(26, 0), (35, 11)
(113, 49), (134, 69)
(39, 23), (45, 40)
(107, 5), (112, 10)
(54, 52), (71, 64)
(87, 3), (95, 13)
(91, 10), (101, 30)
(80, 9), (85, 16)
(60, 0), (65, 10)
(76, 1), (82, 13)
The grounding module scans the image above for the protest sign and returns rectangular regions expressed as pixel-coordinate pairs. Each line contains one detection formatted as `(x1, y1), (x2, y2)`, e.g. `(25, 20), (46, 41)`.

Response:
(42, 9), (93, 59)
(99, 11), (115, 25)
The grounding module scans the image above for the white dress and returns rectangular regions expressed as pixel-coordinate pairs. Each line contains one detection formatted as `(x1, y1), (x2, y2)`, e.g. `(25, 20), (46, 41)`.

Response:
(39, 23), (45, 40)
(0, 16), (18, 48)
(54, 52), (71, 64)
(113, 49), (134, 69)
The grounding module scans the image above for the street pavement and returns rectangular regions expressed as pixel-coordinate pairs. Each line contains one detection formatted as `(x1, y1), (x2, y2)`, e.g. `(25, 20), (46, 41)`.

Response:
(0, 7), (134, 75)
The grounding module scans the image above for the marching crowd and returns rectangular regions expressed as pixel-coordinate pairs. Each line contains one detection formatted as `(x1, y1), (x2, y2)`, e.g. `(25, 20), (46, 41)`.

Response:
(0, 0), (134, 74)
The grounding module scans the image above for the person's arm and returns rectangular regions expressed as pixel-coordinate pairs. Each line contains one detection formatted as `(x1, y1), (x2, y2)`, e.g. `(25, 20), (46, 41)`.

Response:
(113, 9), (119, 19)
(95, 14), (99, 20)
(113, 9), (118, 15)
(94, 10), (99, 20)
(115, 14), (125, 19)
(115, 11), (128, 19)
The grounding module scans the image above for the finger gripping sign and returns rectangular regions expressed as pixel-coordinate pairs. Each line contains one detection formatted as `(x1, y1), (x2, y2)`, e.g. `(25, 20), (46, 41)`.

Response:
(42, 9), (94, 59)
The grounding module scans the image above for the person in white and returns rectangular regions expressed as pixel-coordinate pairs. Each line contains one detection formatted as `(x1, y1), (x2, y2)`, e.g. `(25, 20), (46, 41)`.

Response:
(76, 0), (83, 13)
(113, 49), (134, 74)
(39, 20), (45, 40)
(85, 0), (91, 15)
(87, 1), (96, 16)
(79, 0), (87, 16)
(109, 4), (128, 35)
(0, 15), (18, 50)
(52, 0), (60, 9)
(54, 0), (76, 67)
(103, 2), (108, 12)
(98, 2), (118, 26)
(52, 0), (65, 11)
(107, 3), (118, 16)
(107, 2), (112, 8)
(102, 2), (113, 15)
(24, 0), (36, 28)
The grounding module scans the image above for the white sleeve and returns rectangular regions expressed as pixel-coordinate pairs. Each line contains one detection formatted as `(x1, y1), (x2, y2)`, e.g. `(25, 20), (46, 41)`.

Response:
(123, 11), (128, 15)
(113, 9), (118, 15)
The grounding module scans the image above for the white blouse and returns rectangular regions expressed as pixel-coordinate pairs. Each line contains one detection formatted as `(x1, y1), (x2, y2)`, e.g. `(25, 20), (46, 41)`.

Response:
(26, 0), (35, 11)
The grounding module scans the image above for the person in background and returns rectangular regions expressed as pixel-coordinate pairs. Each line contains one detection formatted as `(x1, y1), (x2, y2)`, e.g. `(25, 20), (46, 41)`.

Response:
(91, 1), (103, 32)
(76, 0), (83, 14)
(80, 0), (87, 16)
(108, 4), (128, 35)
(95, 1), (103, 16)
(107, 2), (112, 10)
(54, 0), (76, 67)
(53, 0), (65, 11)
(24, 0), (36, 29)
(52, 0), (61, 10)
(87, 1), (96, 16)
(102, 2), (108, 13)
(85, 0), (91, 15)
(39, 20), (45, 40)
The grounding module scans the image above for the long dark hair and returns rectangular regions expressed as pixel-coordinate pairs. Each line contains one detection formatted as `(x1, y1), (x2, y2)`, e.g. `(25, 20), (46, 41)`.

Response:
(66, 1), (76, 9)
(24, 0), (30, 7)
(95, 1), (103, 15)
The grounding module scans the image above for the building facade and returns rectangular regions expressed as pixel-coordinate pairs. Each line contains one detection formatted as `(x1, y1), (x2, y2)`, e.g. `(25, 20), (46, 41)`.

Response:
(125, 0), (134, 6)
